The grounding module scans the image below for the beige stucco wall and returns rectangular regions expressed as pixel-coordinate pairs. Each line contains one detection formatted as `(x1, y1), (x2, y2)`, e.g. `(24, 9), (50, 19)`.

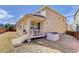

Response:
(16, 16), (31, 36)
(43, 9), (67, 33)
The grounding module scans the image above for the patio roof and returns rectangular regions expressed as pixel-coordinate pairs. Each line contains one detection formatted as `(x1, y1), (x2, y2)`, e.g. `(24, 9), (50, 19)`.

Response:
(16, 14), (46, 25)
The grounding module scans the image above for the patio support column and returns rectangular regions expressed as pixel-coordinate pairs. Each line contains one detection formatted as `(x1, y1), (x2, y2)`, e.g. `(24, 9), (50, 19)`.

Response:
(27, 18), (31, 42)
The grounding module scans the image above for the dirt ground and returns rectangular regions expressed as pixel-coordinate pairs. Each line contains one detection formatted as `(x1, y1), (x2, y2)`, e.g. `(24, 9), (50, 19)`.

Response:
(1, 32), (79, 53)
(32, 34), (79, 53)
(0, 32), (18, 52)
(15, 43), (61, 53)
(0, 32), (61, 53)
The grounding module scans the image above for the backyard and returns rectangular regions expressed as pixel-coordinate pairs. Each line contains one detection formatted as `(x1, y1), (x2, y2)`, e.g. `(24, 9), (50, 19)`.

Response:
(0, 32), (61, 53)
(1, 32), (79, 53)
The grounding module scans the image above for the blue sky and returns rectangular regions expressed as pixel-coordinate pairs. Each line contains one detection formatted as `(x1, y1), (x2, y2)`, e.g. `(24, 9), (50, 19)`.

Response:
(0, 5), (79, 24)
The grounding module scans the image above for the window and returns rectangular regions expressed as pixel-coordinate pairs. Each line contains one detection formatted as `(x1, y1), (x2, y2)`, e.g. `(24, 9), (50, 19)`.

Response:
(76, 24), (79, 31)
(58, 17), (61, 19)
(19, 25), (21, 29)
(19, 24), (23, 29)
(35, 10), (46, 17)
(35, 11), (41, 15)
(23, 30), (26, 32)
(37, 23), (40, 29)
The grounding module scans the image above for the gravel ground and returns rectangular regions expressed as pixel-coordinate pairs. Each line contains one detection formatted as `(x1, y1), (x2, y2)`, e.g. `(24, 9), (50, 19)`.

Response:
(15, 43), (61, 53)
(32, 34), (79, 53)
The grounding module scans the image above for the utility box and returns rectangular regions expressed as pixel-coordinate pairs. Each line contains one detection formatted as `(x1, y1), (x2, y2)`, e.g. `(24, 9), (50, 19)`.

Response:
(46, 32), (59, 41)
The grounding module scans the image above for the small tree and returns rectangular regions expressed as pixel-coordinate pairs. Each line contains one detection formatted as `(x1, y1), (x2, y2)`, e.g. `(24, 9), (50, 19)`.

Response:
(4, 24), (11, 30)
(4, 23), (15, 31)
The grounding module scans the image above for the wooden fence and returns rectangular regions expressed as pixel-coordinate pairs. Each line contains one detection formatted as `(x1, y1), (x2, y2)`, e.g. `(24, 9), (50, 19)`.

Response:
(0, 28), (6, 34)
(66, 31), (79, 39)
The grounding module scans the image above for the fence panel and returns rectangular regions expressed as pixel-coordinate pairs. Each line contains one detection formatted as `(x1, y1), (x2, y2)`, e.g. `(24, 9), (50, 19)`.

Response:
(66, 31), (79, 40)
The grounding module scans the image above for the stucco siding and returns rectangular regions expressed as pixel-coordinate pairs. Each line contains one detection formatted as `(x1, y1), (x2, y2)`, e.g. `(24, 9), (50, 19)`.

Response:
(43, 9), (67, 33)
(16, 15), (31, 35)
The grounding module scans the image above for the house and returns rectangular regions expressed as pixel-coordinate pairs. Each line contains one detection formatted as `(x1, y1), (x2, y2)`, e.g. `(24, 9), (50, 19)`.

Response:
(72, 9), (79, 31)
(16, 6), (67, 39)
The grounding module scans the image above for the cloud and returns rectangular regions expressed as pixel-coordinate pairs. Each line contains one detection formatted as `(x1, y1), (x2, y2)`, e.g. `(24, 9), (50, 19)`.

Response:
(4, 19), (16, 24)
(64, 6), (76, 17)
(65, 13), (74, 24)
(20, 15), (23, 18)
(0, 9), (14, 20)
(0, 8), (15, 24)
(65, 6), (79, 15)
(72, 5), (79, 9)
(64, 13), (74, 17)
(20, 15), (24, 18)
(67, 17), (74, 24)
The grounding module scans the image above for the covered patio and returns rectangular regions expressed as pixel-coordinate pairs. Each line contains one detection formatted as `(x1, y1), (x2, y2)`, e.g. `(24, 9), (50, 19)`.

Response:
(16, 14), (46, 39)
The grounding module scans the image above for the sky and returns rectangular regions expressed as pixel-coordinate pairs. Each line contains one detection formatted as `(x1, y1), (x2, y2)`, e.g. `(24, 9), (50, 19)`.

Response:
(0, 5), (79, 24)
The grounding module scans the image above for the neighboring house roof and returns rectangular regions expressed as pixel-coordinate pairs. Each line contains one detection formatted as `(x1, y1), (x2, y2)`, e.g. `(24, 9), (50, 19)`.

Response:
(72, 9), (79, 25)
(71, 9), (79, 31)
(74, 9), (79, 20)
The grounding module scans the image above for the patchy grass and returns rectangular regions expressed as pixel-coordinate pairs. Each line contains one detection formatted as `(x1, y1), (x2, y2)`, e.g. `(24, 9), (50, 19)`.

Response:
(0, 32), (18, 52)
(0, 32), (18, 40)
